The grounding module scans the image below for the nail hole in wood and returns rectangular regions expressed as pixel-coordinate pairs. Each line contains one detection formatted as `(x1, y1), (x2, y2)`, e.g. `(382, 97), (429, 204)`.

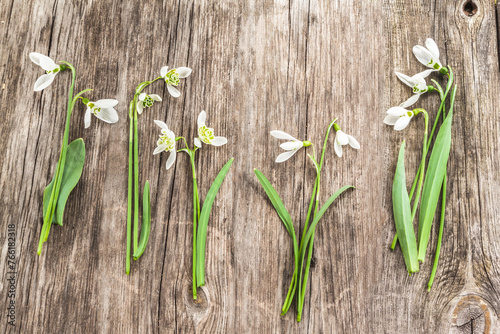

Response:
(463, 1), (478, 16)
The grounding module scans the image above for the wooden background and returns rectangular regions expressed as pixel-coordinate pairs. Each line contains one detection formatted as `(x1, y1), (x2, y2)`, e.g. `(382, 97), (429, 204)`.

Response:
(1, 0), (499, 332)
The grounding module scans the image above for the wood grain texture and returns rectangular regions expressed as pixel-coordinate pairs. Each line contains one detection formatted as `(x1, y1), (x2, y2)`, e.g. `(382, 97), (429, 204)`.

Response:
(1, 0), (499, 332)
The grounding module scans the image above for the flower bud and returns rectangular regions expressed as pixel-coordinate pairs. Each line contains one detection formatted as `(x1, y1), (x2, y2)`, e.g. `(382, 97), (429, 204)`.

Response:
(303, 141), (312, 147)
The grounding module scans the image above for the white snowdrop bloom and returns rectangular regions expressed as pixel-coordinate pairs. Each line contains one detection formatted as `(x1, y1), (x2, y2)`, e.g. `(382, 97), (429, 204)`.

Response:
(160, 66), (192, 98)
(395, 70), (433, 108)
(29, 52), (63, 91)
(153, 120), (177, 170)
(270, 130), (308, 163)
(383, 106), (415, 131)
(333, 124), (360, 158)
(137, 93), (162, 114)
(84, 99), (119, 129)
(413, 38), (445, 72)
(193, 111), (227, 148)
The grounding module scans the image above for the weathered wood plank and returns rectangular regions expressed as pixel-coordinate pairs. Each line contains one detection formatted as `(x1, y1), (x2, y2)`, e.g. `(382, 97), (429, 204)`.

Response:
(0, 0), (499, 333)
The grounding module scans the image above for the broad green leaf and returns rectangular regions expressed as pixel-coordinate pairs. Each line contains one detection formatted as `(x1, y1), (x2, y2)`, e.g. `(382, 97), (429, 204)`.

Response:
(133, 181), (151, 260)
(43, 138), (85, 226)
(418, 98), (454, 262)
(195, 158), (234, 287)
(392, 141), (419, 273)
(253, 168), (294, 236)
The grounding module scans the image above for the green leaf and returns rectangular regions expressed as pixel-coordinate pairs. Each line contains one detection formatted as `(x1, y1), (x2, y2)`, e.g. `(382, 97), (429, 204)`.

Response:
(43, 138), (86, 226)
(195, 158), (234, 287)
(133, 180), (151, 260)
(418, 95), (454, 262)
(253, 168), (294, 236)
(392, 141), (419, 273)
(297, 184), (354, 282)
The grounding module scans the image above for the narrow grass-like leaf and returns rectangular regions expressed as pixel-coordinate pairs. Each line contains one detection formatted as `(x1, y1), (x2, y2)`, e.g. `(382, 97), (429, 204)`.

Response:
(417, 88), (455, 262)
(133, 181), (151, 260)
(254, 168), (300, 315)
(392, 141), (419, 273)
(296, 184), (354, 319)
(253, 168), (294, 234)
(195, 158), (234, 286)
(43, 138), (85, 226)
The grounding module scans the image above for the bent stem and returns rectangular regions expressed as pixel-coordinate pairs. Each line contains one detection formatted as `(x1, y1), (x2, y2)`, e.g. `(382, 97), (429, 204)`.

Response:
(38, 62), (76, 255)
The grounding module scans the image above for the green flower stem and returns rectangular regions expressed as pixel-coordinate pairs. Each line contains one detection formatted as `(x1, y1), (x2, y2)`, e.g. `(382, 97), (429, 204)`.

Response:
(37, 62), (76, 255)
(190, 150), (200, 299)
(391, 67), (454, 250)
(126, 101), (134, 274)
(126, 76), (162, 273)
(296, 120), (336, 321)
(409, 110), (429, 222)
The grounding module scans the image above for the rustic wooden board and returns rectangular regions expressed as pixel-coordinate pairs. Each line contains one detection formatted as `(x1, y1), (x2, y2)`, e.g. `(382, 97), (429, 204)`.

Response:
(1, 0), (499, 332)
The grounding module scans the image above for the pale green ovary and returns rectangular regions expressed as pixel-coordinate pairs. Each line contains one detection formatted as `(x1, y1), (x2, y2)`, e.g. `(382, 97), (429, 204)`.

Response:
(198, 125), (215, 144)
(164, 69), (180, 86)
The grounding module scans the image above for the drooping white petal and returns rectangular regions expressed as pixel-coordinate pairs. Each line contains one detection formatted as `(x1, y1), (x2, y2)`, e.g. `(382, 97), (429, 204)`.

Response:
(336, 130), (349, 145)
(194, 137), (202, 148)
(95, 107), (119, 124)
(139, 93), (146, 101)
(395, 72), (415, 88)
(275, 150), (298, 163)
(84, 107), (92, 128)
(413, 45), (433, 67)
(394, 116), (412, 131)
(387, 106), (407, 116)
(400, 94), (420, 108)
(270, 130), (298, 141)
(176, 67), (192, 78)
(167, 84), (181, 98)
(29, 52), (44, 66)
(160, 66), (169, 77)
(149, 94), (162, 101)
(198, 110), (207, 128)
(334, 139), (343, 157)
(34, 74), (56, 91)
(280, 141), (303, 151)
(154, 120), (169, 131)
(416, 69), (435, 79)
(383, 114), (400, 126)
(39, 55), (58, 71)
(95, 99), (119, 108)
(154, 143), (168, 155)
(211, 137), (228, 146)
(347, 135), (360, 149)
(137, 102), (144, 114)
(425, 38), (440, 60)
(166, 150), (176, 170)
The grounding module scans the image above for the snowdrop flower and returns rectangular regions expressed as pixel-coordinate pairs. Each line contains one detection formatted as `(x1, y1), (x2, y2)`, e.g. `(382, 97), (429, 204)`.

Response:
(193, 111), (227, 148)
(29, 52), (64, 91)
(395, 71), (433, 108)
(153, 120), (177, 170)
(84, 99), (119, 129)
(270, 130), (310, 163)
(413, 38), (447, 74)
(137, 93), (162, 114)
(383, 106), (415, 131)
(160, 66), (192, 98)
(333, 124), (360, 158)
